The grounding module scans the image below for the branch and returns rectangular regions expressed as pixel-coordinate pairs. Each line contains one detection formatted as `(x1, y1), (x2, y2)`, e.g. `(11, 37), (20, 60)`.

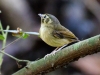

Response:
(12, 35), (100, 75)
(0, 25), (9, 70)
(0, 38), (30, 63)
(0, 50), (30, 63)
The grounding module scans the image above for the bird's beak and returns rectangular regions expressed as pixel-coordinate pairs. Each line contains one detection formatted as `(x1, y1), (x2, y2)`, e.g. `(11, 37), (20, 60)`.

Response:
(38, 14), (44, 18)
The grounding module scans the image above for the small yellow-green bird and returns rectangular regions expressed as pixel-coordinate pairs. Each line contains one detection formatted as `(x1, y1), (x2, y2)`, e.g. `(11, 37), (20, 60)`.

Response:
(38, 13), (79, 49)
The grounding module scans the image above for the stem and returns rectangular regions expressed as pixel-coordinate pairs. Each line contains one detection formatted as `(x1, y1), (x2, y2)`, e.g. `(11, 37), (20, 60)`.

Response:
(2, 26), (10, 49)
(0, 21), (4, 35)
(2, 37), (21, 50)
(0, 37), (30, 63)
(0, 50), (30, 63)
(0, 25), (9, 72)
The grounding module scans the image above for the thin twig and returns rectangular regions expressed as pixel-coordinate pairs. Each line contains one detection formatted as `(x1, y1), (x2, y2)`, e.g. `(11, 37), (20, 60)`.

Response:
(0, 50), (30, 63)
(0, 37), (30, 63)
(2, 26), (10, 50)
(1, 37), (21, 50)
(0, 25), (10, 74)
(0, 21), (4, 35)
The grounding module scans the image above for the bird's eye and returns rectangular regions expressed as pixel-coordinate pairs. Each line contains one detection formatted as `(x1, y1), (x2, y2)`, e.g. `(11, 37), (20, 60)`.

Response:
(44, 15), (46, 18)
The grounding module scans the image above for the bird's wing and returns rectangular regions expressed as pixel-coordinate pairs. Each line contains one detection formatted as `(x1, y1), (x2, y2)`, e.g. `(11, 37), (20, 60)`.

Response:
(52, 30), (77, 40)
(53, 25), (78, 40)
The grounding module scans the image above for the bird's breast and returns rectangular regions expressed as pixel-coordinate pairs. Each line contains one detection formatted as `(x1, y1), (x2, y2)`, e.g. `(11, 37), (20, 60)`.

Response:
(40, 26), (70, 47)
(40, 26), (52, 44)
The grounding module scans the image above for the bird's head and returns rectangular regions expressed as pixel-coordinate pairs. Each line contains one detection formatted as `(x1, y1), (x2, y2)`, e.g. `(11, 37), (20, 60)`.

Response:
(38, 13), (60, 25)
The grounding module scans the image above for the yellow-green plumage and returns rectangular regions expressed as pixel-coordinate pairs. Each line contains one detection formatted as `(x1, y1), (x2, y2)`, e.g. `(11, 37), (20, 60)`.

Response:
(39, 14), (79, 47)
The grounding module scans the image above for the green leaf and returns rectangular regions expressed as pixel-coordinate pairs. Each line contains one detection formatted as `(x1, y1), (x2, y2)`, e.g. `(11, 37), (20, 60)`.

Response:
(22, 33), (29, 39)
(0, 34), (4, 40)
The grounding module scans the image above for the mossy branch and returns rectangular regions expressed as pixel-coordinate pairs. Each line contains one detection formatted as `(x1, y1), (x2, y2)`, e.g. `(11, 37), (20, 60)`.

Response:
(12, 35), (100, 75)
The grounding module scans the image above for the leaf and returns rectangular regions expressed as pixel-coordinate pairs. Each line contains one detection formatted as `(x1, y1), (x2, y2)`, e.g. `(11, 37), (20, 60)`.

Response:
(22, 33), (29, 39)
(0, 34), (4, 40)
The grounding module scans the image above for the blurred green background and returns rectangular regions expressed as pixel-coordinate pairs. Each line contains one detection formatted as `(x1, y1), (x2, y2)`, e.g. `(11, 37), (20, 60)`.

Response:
(0, 0), (100, 75)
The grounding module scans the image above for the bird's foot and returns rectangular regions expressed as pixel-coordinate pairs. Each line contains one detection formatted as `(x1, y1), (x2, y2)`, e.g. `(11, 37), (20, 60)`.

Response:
(44, 50), (58, 60)
(57, 44), (67, 51)
(51, 44), (68, 55)
(51, 50), (58, 55)
(44, 44), (67, 60)
(44, 53), (51, 60)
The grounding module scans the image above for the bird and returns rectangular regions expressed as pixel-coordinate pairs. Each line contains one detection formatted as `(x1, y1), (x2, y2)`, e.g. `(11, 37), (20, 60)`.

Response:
(38, 13), (79, 50)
